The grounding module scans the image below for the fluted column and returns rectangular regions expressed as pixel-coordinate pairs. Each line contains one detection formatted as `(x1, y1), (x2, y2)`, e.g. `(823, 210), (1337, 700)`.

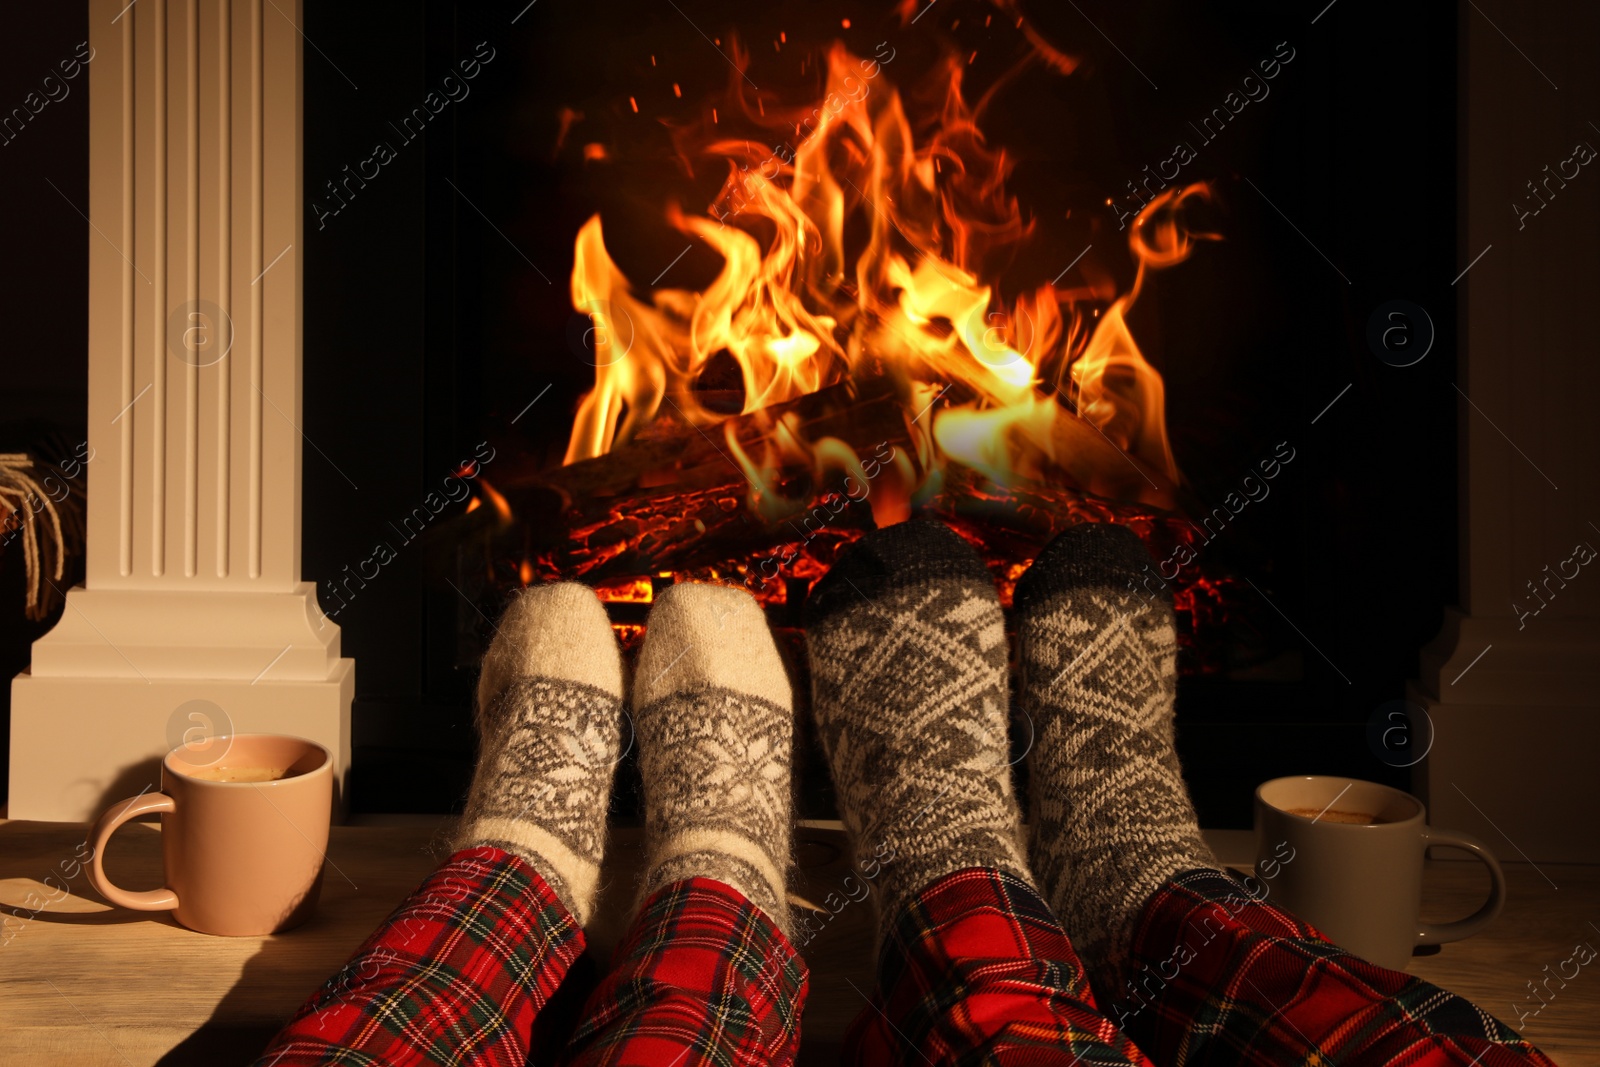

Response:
(9, 0), (351, 822)
(86, 0), (302, 591)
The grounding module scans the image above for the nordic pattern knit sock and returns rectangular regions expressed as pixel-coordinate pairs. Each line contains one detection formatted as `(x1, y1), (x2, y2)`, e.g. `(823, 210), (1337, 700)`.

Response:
(454, 583), (626, 926)
(633, 583), (795, 937)
(805, 520), (1033, 947)
(1013, 522), (1218, 988)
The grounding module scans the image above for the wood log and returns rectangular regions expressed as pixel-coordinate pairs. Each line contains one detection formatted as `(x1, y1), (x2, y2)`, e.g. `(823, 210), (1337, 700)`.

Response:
(511, 377), (912, 509)
(508, 373), (1184, 583)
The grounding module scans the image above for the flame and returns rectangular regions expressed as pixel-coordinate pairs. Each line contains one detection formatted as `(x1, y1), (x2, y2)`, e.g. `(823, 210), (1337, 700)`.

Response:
(477, 477), (513, 523)
(562, 44), (1214, 519)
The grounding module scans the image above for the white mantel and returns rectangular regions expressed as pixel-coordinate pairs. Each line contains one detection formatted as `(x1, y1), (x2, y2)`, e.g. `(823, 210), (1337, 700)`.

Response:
(8, 0), (351, 821)
(1409, 2), (1600, 863)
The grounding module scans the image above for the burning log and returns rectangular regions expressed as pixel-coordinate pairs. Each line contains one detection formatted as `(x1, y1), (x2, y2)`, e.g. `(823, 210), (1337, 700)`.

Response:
(515, 371), (1179, 586)
(516, 377), (910, 516)
(517, 378), (910, 581)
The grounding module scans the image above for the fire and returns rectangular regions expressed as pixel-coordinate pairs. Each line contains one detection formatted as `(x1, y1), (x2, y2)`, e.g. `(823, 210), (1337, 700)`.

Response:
(595, 576), (654, 603)
(476, 477), (513, 523)
(562, 43), (1215, 526)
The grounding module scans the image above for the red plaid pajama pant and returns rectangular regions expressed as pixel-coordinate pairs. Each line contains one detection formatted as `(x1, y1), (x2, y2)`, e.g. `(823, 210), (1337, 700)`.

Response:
(254, 848), (1554, 1066)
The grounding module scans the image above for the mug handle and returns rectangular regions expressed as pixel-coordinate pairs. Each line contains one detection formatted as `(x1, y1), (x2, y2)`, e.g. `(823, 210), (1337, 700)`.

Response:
(1415, 827), (1505, 948)
(86, 792), (180, 912)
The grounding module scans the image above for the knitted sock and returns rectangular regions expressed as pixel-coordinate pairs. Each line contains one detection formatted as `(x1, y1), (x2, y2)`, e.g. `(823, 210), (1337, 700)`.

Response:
(633, 583), (795, 936)
(1013, 523), (1217, 988)
(805, 520), (1033, 946)
(454, 583), (625, 926)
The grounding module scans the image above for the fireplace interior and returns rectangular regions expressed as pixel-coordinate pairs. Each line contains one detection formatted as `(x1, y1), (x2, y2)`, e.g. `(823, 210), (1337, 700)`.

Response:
(278, 0), (1462, 824)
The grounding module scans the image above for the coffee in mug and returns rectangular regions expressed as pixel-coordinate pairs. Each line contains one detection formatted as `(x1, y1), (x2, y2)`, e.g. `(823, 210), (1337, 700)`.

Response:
(87, 734), (332, 936)
(1281, 807), (1389, 825)
(1256, 775), (1505, 970)
(188, 765), (296, 783)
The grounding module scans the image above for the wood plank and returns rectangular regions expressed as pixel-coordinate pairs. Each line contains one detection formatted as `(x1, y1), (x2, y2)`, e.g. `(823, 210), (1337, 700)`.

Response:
(2, 819), (1593, 1065)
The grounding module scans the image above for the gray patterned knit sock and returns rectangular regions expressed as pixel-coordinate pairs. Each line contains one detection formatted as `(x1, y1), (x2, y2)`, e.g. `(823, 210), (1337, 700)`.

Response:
(805, 520), (1033, 947)
(634, 583), (795, 936)
(454, 583), (625, 926)
(1014, 523), (1217, 987)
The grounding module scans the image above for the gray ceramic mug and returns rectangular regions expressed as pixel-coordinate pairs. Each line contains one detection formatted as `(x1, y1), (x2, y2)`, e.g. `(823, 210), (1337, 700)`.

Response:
(1254, 775), (1506, 970)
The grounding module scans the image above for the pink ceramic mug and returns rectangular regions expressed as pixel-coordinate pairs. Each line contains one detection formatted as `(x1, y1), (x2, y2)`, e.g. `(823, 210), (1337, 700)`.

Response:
(87, 734), (332, 936)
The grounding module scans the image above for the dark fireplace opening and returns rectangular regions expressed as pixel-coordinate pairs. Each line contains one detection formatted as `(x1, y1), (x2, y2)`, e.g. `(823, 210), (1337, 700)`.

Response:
(300, 0), (1459, 824)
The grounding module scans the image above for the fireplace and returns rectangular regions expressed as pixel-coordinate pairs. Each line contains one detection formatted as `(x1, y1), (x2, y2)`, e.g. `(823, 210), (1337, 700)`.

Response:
(298, 0), (1466, 826)
(8, 1), (1597, 861)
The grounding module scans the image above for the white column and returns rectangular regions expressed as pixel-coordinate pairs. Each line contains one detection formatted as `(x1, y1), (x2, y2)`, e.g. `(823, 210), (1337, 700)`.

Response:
(8, 0), (352, 821)
(1409, 2), (1600, 862)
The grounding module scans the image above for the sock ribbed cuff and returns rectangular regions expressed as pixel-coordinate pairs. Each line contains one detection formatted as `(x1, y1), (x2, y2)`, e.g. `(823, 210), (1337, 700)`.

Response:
(804, 519), (993, 627)
(1012, 521), (1169, 613)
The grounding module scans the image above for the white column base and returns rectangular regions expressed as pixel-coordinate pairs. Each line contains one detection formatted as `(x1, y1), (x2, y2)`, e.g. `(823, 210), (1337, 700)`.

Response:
(1410, 609), (1600, 864)
(7, 583), (353, 823)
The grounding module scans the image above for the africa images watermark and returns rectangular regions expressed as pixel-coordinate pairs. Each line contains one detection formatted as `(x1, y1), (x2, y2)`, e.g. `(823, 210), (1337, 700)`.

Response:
(744, 441), (898, 590)
(1513, 936), (1595, 1031)
(1109, 840), (1297, 1028)
(1122, 440), (1298, 603)
(749, 835), (900, 1000)
(1512, 532), (1595, 630)
(0, 440), (94, 551)
(711, 41), (898, 228)
(311, 41), (498, 230)
(1512, 132), (1596, 232)
(1107, 40), (1298, 230)
(318, 441), (498, 619)
(0, 40), (93, 148)
(0, 838), (98, 949)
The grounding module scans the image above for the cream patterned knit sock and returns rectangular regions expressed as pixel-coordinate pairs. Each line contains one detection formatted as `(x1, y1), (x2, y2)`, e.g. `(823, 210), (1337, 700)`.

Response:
(805, 520), (1033, 947)
(454, 583), (625, 926)
(633, 583), (795, 936)
(1014, 523), (1217, 988)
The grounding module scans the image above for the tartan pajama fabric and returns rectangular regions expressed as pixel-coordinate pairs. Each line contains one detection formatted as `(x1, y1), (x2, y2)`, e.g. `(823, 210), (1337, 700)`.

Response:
(1119, 868), (1555, 1067)
(854, 865), (1555, 1067)
(253, 848), (807, 1067)
(560, 877), (808, 1065)
(844, 865), (1159, 1065)
(257, 852), (1552, 1067)
(253, 846), (586, 1067)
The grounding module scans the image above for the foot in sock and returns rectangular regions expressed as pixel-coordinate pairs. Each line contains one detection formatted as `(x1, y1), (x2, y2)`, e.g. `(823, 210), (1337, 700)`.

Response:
(805, 520), (1032, 945)
(454, 582), (626, 926)
(1013, 523), (1217, 988)
(633, 583), (795, 936)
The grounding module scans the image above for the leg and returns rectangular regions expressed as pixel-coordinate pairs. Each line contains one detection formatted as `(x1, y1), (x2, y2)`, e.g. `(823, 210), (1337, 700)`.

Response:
(252, 846), (587, 1067)
(1015, 523), (1556, 1065)
(254, 583), (626, 1066)
(560, 584), (808, 1066)
(558, 877), (807, 1067)
(806, 521), (1154, 1066)
(1123, 869), (1557, 1066)
(1012, 522), (1216, 993)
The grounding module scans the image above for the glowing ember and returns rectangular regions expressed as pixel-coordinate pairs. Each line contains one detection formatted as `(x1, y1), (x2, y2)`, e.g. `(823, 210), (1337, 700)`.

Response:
(595, 576), (655, 603)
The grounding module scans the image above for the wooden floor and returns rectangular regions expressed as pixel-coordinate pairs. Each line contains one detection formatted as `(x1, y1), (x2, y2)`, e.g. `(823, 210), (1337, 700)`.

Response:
(1, 818), (1594, 1066)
